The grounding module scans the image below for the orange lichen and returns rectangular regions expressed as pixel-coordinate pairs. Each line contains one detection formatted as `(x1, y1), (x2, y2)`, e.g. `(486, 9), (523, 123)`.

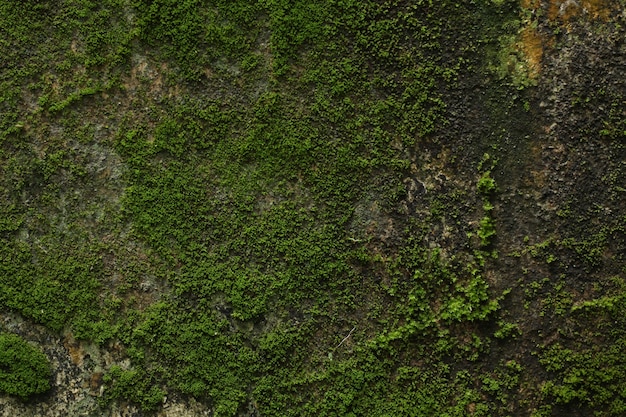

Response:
(519, 26), (545, 78)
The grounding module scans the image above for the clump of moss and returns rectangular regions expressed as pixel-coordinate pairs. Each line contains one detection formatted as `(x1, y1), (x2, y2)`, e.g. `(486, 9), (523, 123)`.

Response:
(0, 333), (52, 400)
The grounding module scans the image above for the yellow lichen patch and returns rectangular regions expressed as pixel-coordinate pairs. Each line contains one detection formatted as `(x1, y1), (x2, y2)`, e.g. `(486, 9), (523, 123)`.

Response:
(491, 26), (549, 86)
(518, 26), (545, 79)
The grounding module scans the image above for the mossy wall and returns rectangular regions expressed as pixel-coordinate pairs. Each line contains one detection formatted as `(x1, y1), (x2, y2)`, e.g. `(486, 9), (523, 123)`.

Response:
(0, 0), (624, 415)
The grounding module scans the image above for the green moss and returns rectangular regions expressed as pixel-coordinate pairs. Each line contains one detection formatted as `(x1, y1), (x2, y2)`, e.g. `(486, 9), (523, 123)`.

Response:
(477, 171), (497, 196)
(0, 241), (102, 331)
(103, 365), (165, 411)
(5, 0), (622, 415)
(494, 321), (521, 339)
(0, 333), (51, 400)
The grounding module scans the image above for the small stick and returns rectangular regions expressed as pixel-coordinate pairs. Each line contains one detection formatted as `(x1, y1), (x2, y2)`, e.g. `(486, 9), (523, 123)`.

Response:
(336, 326), (356, 349)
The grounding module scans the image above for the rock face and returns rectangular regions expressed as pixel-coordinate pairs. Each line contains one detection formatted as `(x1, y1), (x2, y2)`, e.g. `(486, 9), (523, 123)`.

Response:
(0, 0), (625, 416)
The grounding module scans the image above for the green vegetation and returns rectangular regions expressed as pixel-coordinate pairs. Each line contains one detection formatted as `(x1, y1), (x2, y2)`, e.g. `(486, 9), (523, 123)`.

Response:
(0, 333), (52, 399)
(1, 0), (624, 415)
(537, 282), (626, 415)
